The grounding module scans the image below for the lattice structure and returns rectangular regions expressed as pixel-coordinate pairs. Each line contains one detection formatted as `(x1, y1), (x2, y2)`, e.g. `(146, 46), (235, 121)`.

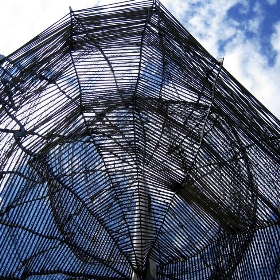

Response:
(0, 0), (280, 279)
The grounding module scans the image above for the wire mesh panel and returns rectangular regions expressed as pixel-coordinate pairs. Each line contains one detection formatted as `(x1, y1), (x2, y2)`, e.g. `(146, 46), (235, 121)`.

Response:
(0, 0), (280, 279)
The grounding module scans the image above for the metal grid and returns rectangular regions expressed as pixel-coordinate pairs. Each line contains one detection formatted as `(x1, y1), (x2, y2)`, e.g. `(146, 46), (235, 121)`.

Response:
(0, 0), (280, 279)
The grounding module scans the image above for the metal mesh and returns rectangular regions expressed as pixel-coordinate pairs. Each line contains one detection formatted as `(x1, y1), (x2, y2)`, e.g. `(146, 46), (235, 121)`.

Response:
(0, 0), (280, 279)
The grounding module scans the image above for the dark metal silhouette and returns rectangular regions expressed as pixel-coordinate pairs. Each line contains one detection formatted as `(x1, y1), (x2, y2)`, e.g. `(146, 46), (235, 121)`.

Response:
(0, 0), (280, 279)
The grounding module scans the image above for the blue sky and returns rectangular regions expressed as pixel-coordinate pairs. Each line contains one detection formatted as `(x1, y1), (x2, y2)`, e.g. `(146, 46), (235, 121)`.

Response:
(0, 0), (280, 118)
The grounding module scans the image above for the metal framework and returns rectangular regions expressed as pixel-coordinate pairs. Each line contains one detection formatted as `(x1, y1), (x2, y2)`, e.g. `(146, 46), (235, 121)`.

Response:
(0, 0), (280, 279)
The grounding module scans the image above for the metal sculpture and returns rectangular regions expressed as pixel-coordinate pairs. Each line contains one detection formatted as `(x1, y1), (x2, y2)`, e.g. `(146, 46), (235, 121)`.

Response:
(0, 0), (280, 279)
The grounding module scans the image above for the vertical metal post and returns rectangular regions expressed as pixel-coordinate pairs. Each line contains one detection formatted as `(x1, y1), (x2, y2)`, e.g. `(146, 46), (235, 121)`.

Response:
(132, 173), (156, 279)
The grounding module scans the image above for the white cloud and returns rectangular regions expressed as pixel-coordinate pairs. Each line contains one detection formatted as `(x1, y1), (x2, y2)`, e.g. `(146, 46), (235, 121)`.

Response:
(0, 0), (101, 55)
(161, 0), (280, 118)
(272, 21), (280, 53)
(266, 0), (277, 5)
(222, 25), (280, 116)
(246, 2), (263, 34)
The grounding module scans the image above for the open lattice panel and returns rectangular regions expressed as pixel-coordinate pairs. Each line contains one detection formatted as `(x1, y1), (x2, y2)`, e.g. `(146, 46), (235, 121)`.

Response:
(0, 0), (280, 279)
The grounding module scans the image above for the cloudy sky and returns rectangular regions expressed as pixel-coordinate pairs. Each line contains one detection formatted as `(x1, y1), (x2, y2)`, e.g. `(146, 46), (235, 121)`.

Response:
(0, 0), (279, 118)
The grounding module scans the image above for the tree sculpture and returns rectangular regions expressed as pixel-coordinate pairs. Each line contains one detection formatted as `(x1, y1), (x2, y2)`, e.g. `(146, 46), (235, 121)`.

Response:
(0, 0), (280, 279)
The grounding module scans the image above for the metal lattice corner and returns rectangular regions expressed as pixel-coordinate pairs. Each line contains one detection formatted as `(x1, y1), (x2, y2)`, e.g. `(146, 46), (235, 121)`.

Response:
(0, 0), (280, 279)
